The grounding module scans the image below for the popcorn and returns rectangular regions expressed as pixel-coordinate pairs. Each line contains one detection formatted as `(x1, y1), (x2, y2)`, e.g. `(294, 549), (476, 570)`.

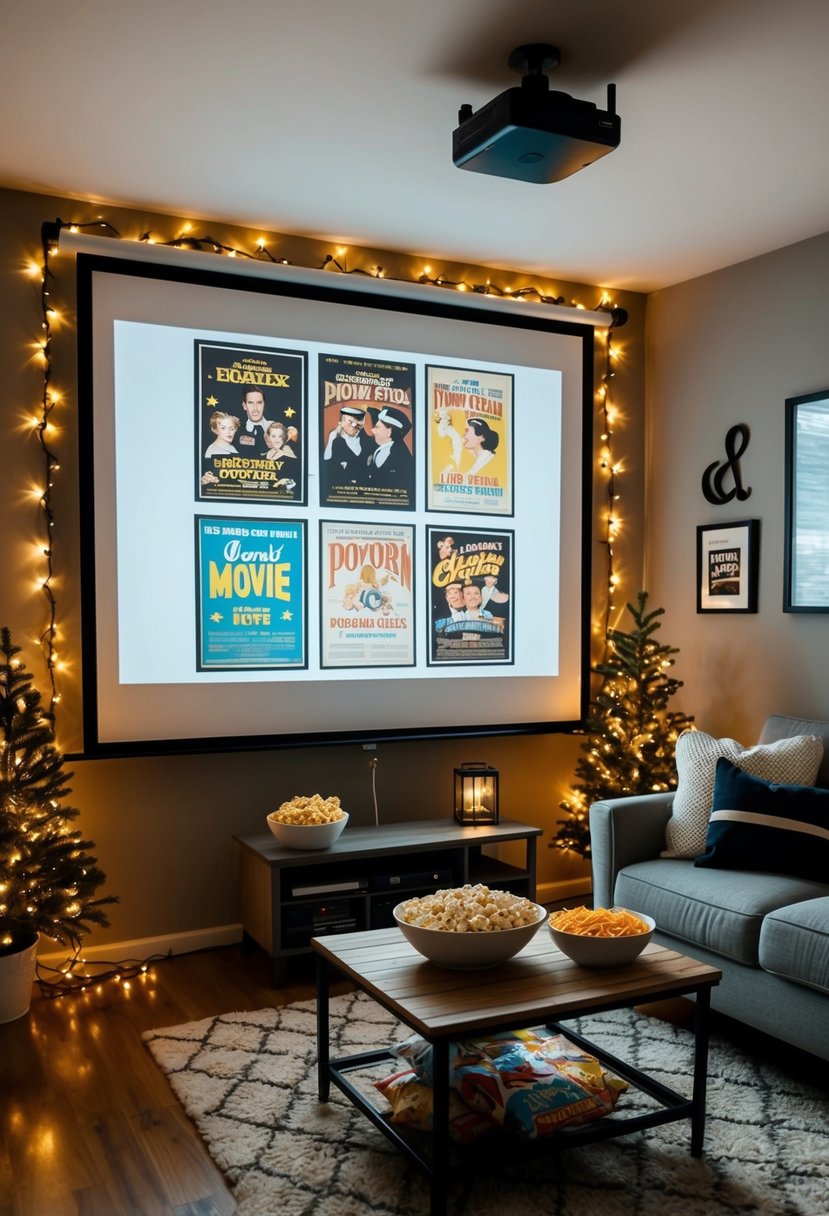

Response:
(271, 794), (344, 825)
(397, 884), (538, 933)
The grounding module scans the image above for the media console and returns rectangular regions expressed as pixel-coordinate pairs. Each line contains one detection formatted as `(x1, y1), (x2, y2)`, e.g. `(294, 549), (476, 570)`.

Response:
(234, 818), (541, 984)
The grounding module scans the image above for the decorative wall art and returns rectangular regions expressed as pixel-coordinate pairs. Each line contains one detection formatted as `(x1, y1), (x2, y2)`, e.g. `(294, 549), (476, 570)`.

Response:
(696, 519), (759, 614)
(784, 389), (829, 613)
(701, 423), (752, 506)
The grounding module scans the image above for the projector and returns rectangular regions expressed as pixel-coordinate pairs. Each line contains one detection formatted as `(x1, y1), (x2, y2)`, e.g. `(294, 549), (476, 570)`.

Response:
(452, 43), (621, 185)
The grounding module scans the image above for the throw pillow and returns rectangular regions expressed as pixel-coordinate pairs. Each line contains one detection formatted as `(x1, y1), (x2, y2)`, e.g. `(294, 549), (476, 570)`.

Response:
(695, 758), (829, 880)
(661, 729), (823, 859)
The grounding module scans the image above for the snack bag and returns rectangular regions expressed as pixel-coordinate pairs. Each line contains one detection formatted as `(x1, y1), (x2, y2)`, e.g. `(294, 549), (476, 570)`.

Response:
(373, 1068), (493, 1143)
(385, 1027), (628, 1139)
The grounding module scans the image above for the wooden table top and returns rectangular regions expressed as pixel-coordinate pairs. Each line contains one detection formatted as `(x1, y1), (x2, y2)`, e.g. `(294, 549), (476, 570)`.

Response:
(312, 927), (721, 1040)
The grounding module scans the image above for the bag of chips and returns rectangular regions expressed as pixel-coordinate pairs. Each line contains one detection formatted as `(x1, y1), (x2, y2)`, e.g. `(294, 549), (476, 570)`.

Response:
(375, 1026), (627, 1140)
(374, 1068), (494, 1143)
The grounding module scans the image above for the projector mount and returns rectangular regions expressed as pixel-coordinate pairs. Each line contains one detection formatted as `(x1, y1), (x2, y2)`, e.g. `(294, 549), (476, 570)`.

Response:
(509, 43), (615, 118)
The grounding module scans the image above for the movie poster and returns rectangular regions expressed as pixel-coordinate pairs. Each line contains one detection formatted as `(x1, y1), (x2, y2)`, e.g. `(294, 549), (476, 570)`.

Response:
(196, 517), (306, 670)
(427, 527), (513, 665)
(320, 521), (415, 668)
(319, 354), (415, 509)
(196, 341), (307, 505)
(426, 365), (513, 515)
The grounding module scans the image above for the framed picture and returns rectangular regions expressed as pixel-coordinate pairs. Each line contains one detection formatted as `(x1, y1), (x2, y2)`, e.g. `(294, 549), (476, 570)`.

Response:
(784, 389), (829, 612)
(697, 519), (759, 613)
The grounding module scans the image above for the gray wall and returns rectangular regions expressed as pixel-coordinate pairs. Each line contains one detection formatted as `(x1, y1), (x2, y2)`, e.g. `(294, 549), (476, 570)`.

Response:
(646, 231), (829, 741)
(0, 186), (647, 951)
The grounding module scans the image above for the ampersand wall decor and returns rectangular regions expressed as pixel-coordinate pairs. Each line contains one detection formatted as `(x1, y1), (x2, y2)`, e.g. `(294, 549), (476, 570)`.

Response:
(701, 422), (752, 505)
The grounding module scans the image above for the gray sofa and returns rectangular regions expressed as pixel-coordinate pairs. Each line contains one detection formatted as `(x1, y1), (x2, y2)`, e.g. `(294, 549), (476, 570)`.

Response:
(590, 715), (829, 1062)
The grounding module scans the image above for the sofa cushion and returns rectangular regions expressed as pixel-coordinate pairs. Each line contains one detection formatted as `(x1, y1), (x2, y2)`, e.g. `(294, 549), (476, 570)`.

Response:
(759, 898), (829, 995)
(614, 858), (828, 966)
(661, 729), (823, 859)
(695, 759), (829, 880)
(759, 715), (829, 787)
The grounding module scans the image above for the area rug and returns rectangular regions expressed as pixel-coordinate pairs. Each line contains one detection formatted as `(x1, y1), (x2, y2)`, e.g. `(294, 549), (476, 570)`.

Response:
(142, 992), (829, 1216)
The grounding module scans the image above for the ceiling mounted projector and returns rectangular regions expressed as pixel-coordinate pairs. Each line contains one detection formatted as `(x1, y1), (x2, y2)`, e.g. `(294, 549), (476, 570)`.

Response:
(452, 43), (620, 185)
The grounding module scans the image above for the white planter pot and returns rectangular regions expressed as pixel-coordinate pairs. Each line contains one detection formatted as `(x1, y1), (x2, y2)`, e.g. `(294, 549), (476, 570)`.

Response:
(0, 932), (39, 1024)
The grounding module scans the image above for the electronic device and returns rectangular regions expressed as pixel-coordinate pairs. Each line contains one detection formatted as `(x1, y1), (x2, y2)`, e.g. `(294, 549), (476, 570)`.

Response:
(370, 868), (454, 892)
(291, 877), (368, 898)
(283, 899), (359, 946)
(452, 43), (620, 185)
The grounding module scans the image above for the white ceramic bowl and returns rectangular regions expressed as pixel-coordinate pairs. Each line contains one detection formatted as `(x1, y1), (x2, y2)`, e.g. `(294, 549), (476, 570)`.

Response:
(548, 908), (655, 968)
(393, 901), (547, 969)
(266, 811), (348, 851)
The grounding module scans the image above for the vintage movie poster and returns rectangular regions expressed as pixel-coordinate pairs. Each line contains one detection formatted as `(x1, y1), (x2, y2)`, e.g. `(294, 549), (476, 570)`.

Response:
(318, 354), (415, 509)
(427, 527), (513, 665)
(426, 365), (513, 515)
(196, 517), (306, 670)
(320, 520), (415, 668)
(196, 341), (307, 505)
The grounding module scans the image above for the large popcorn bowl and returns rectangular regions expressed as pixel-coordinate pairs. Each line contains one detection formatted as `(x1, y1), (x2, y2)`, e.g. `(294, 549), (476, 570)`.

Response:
(266, 795), (348, 850)
(393, 885), (547, 969)
(267, 810), (348, 850)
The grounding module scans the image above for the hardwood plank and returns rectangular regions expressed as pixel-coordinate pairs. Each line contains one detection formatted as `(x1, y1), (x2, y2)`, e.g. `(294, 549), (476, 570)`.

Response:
(0, 944), (315, 1216)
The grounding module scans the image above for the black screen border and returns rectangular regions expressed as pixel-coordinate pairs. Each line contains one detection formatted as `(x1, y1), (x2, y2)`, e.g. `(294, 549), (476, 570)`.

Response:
(74, 251), (594, 758)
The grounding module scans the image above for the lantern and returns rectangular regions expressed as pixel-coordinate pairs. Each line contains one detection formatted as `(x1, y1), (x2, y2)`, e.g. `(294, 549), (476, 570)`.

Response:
(453, 762), (499, 825)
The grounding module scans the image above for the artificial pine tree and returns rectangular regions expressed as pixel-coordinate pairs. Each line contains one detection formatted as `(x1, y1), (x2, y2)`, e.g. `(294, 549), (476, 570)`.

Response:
(0, 627), (117, 954)
(550, 592), (694, 859)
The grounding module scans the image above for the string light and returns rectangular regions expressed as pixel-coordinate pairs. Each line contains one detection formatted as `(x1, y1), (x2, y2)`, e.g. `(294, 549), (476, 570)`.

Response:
(598, 309), (628, 641)
(33, 215), (628, 723)
(36, 951), (168, 999)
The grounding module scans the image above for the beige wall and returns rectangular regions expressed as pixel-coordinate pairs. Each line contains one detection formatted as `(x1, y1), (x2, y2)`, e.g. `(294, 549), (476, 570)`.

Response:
(0, 186), (647, 950)
(646, 231), (829, 742)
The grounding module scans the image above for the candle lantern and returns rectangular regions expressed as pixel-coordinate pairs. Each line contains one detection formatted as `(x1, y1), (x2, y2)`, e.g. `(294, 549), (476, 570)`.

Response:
(454, 762), (499, 825)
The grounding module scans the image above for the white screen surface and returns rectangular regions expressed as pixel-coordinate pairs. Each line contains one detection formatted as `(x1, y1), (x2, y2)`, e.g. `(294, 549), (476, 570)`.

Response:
(77, 251), (592, 753)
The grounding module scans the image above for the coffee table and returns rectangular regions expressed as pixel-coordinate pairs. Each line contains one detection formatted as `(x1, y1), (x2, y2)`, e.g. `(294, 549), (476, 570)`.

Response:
(313, 927), (721, 1216)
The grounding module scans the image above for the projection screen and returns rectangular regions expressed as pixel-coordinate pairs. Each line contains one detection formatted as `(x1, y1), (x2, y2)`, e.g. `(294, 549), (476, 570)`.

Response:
(71, 241), (600, 756)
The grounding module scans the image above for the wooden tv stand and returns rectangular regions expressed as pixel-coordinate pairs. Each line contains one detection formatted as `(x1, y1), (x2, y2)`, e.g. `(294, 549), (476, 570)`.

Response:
(234, 818), (541, 984)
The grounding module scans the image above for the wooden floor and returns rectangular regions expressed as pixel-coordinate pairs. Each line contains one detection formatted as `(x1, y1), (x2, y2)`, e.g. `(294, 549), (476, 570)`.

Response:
(0, 945), (351, 1216)
(1, 943), (825, 1216)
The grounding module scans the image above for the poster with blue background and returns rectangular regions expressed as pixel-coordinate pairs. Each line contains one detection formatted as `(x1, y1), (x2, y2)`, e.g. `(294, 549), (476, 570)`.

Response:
(196, 517), (306, 670)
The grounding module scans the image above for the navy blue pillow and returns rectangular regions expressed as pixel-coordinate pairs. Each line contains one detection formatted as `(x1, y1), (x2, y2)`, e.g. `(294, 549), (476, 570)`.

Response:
(694, 757), (829, 879)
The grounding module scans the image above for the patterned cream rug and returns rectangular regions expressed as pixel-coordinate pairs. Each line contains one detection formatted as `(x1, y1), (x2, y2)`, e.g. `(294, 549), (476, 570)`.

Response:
(142, 991), (829, 1216)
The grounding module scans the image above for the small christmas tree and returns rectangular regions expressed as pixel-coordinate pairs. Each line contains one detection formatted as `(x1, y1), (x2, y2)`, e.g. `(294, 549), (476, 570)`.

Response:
(0, 627), (117, 953)
(550, 592), (694, 859)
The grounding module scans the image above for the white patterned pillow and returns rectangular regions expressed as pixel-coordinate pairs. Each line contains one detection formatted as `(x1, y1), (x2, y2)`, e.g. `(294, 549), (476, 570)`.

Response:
(661, 729), (824, 858)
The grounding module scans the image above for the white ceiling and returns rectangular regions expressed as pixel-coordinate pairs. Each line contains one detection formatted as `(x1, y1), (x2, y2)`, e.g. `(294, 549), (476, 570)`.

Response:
(3, 0), (829, 293)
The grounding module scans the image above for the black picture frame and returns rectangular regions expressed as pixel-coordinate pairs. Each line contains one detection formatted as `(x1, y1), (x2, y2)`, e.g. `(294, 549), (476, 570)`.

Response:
(696, 519), (759, 613)
(784, 389), (829, 613)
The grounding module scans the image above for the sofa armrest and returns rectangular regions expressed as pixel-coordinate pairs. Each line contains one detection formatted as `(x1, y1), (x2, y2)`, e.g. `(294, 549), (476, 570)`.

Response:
(589, 794), (675, 909)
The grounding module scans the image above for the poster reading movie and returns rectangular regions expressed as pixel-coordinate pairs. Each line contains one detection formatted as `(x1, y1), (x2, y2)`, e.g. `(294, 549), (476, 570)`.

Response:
(196, 517), (306, 670)
(319, 354), (415, 509)
(320, 521), (415, 668)
(426, 365), (513, 515)
(427, 527), (513, 665)
(196, 341), (307, 505)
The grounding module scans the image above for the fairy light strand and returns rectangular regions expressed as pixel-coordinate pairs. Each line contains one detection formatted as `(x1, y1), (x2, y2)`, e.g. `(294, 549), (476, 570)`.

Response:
(34, 216), (629, 721)
(37, 224), (59, 717)
(36, 950), (169, 999)
(601, 316), (624, 644)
